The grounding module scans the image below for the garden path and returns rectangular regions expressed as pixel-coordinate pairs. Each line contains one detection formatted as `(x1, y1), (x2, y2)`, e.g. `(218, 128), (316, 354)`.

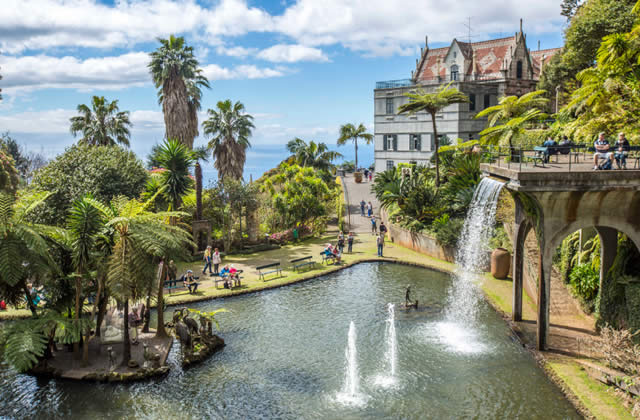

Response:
(341, 173), (381, 234)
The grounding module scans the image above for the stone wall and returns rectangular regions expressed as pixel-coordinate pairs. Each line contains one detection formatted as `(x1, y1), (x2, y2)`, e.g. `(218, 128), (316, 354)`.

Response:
(381, 210), (456, 263)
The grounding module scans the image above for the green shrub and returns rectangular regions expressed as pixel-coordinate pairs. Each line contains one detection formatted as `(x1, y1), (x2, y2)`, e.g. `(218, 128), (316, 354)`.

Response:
(431, 214), (464, 248)
(489, 225), (513, 253)
(569, 263), (600, 304)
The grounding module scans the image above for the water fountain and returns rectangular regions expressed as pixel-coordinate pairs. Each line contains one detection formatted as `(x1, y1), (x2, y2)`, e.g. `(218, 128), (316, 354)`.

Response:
(336, 321), (367, 405)
(374, 303), (398, 387)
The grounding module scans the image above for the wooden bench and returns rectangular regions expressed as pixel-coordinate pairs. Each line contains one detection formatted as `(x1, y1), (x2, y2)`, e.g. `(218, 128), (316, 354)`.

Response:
(163, 280), (188, 294)
(532, 146), (548, 167)
(320, 252), (337, 264)
(214, 270), (244, 288)
(256, 263), (282, 281)
(290, 256), (315, 272)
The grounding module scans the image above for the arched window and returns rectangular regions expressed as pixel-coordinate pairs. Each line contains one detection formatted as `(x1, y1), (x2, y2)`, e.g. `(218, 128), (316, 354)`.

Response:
(516, 60), (523, 79)
(451, 64), (459, 81)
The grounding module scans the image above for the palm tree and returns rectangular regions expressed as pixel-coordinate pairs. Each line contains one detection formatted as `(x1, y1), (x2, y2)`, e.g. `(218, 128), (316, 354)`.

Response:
(475, 90), (549, 126)
(477, 109), (547, 149)
(191, 146), (209, 220)
(87, 194), (192, 364)
(70, 96), (132, 146)
(67, 195), (103, 364)
(286, 138), (342, 171)
(149, 35), (210, 149)
(337, 123), (373, 171)
(0, 192), (57, 316)
(154, 139), (195, 211)
(398, 83), (468, 187)
(203, 100), (254, 180)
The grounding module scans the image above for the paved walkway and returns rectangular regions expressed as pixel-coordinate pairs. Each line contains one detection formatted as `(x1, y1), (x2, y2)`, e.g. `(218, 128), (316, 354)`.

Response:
(341, 173), (380, 234)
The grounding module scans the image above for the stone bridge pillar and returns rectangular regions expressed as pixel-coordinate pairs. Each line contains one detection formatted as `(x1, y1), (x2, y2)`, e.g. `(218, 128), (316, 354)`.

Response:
(512, 197), (530, 322)
(595, 226), (619, 285)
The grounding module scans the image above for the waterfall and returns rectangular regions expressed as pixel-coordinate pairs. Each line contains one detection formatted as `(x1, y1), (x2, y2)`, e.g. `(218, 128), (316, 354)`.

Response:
(336, 321), (366, 405)
(446, 177), (505, 324)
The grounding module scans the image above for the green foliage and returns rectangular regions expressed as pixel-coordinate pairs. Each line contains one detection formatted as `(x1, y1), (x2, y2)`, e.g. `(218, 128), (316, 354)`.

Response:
(0, 312), (93, 372)
(570, 263), (600, 305)
(30, 144), (148, 226)
(340, 160), (355, 172)
(287, 138), (342, 172)
(186, 308), (228, 330)
(559, 231), (581, 284)
(489, 225), (513, 253)
(430, 214), (464, 248)
(259, 163), (335, 232)
(0, 148), (19, 195)
(152, 139), (195, 211)
(337, 123), (373, 169)
(336, 178), (346, 232)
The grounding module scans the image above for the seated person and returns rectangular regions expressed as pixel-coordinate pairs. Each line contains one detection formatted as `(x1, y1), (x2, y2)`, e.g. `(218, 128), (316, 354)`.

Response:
(331, 245), (342, 264)
(593, 132), (613, 170)
(219, 265), (232, 288)
(541, 137), (557, 163)
(181, 270), (199, 294)
(322, 243), (334, 258)
(229, 265), (241, 287)
(614, 132), (631, 169)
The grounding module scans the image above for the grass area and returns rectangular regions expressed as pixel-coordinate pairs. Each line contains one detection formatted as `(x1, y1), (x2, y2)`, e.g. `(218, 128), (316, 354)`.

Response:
(548, 360), (634, 420)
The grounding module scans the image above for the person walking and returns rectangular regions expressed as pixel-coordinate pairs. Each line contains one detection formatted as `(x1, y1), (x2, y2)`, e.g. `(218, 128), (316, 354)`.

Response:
(364, 168), (369, 182)
(202, 245), (213, 275)
(337, 231), (345, 253)
(367, 201), (373, 218)
(360, 199), (366, 216)
(347, 232), (354, 253)
(371, 215), (377, 235)
(377, 234), (384, 257)
(368, 171), (373, 182)
(379, 222), (387, 242)
(212, 247), (222, 276)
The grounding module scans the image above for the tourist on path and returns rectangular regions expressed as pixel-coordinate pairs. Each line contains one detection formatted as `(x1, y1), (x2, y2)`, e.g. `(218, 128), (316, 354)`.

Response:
(360, 199), (366, 216)
(337, 231), (345, 253)
(367, 201), (373, 217)
(379, 222), (387, 242)
(377, 234), (384, 257)
(364, 168), (369, 181)
(369, 171), (373, 182)
(202, 245), (213, 275)
(371, 216), (377, 235)
(593, 132), (613, 170)
(212, 247), (222, 276)
(347, 232), (354, 253)
(614, 132), (631, 169)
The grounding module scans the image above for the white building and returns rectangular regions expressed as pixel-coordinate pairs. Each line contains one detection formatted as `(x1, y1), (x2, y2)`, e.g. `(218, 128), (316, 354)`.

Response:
(373, 22), (559, 172)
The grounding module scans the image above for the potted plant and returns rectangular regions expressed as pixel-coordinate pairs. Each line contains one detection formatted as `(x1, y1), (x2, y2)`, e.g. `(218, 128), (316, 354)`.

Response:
(354, 171), (363, 183)
(489, 226), (513, 279)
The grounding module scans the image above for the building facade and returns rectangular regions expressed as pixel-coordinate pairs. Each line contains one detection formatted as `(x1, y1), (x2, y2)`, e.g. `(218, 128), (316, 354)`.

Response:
(373, 22), (560, 173)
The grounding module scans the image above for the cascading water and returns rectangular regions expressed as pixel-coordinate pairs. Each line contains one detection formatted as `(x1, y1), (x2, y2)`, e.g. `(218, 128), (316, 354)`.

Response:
(436, 177), (504, 353)
(374, 303), (398, 387)
(336, 321), (366, 405)
(447, 177), (504, 322)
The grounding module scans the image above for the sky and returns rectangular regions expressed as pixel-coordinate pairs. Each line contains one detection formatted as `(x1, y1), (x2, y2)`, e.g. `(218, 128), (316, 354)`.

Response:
(0, 0), (566, 183)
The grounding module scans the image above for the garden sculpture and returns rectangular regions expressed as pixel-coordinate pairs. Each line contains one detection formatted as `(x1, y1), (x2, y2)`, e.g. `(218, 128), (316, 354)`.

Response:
(182, 308), (199, 335)
(107, 346), (116, 372)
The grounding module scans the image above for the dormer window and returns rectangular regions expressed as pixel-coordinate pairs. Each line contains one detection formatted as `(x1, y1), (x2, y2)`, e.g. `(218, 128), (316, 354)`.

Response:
(453, 52), (457, 59)
(451, 64), (459, 81)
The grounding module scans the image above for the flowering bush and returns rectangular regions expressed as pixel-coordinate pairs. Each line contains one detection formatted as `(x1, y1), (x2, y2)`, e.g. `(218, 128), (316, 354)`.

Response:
(269, 225), (312, 244)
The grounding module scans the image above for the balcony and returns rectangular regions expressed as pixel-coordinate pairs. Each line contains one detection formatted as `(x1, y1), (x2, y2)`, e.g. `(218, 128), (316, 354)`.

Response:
(375, 79), (414, 89)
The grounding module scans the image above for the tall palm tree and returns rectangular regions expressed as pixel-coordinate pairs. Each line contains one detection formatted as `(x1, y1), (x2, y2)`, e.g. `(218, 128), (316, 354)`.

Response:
(337, 123), (373, 171)
(69, 96), (132, 146)
(149, 35), (210, 149)
(286, 138), (342, 171)
(191, 146), (209, 220)
(398, 83), (468, 187)
(203, 100), (254, 180)
(87, 194), (192, 365)
(67, 195), (103, 364)
(154, 139), (195, 211)
(0, 192), (57, 316)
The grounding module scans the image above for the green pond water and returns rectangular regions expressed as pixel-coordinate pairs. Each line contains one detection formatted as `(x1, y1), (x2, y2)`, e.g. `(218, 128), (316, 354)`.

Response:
(0, 263), (579, 419)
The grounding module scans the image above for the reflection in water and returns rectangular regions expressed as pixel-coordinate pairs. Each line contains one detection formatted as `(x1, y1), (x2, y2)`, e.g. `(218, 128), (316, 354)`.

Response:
(0, 263), (579, 419)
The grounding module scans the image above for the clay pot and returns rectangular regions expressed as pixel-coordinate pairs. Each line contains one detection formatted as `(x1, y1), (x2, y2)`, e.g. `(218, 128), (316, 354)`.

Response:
(491, 248), (511, 279)
(354, 172), (363, 183)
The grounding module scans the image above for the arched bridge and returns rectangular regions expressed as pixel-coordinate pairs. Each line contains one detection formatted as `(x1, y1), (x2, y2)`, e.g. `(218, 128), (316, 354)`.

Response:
(481, 163), (640, 350)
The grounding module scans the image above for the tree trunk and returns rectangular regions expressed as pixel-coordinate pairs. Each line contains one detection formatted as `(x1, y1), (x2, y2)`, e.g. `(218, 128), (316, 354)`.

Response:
(354, 138), (358, 171)
(155, 261), (168, 339)
(142, 288), (151, 333)
(195, 162), (203, 220)
(162, 72), (192, 148)
(96, 289), (108, 338)
(431, 113), (440, 188)
(83, 276), (103, 366)
(74, 276), (82, 359)
(121, 299), (131, 367)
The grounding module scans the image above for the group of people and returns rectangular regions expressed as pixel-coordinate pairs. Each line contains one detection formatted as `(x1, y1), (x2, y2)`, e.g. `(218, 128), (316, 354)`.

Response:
(362, 168), (373, 182)
(541, 135), (572, 163)
(360, 200), (374, 217)
(593, 132), (631, 170)
(202, 245), (222, 276)
(337, 231), (355, 254)
(322, 242), (343, 263)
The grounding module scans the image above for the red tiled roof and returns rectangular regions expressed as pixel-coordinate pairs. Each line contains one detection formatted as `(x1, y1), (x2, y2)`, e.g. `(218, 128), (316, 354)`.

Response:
(530, 48), (561, 78)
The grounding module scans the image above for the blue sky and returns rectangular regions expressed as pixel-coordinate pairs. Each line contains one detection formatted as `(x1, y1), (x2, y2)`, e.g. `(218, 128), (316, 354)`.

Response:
(0, 0), (565, 182)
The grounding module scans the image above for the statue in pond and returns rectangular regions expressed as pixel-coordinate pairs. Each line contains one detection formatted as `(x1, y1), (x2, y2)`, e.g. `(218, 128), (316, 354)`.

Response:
(181, 308), (199, 336)
(404, 285), (418, 309)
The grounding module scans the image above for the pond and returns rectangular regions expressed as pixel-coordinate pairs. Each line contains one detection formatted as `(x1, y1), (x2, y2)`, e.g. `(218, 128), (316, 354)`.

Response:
(0, 263), (579, 419)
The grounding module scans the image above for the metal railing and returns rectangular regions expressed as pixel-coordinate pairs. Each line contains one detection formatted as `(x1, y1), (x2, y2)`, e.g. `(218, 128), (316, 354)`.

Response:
(480, 144), (600, 172)
(375, 79), (414, 89)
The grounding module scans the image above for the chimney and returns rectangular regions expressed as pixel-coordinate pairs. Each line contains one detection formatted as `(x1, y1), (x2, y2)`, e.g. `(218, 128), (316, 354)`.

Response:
(538, 40), (540, 51)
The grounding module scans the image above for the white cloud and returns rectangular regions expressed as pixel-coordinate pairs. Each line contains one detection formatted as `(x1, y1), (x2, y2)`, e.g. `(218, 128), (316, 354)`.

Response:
(0, 108), (75, 134)
(201, 64), (290, 80)
(0, 53), (151, 92)
(215, 45), (259, 58)
(257, 44), (329, 63)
